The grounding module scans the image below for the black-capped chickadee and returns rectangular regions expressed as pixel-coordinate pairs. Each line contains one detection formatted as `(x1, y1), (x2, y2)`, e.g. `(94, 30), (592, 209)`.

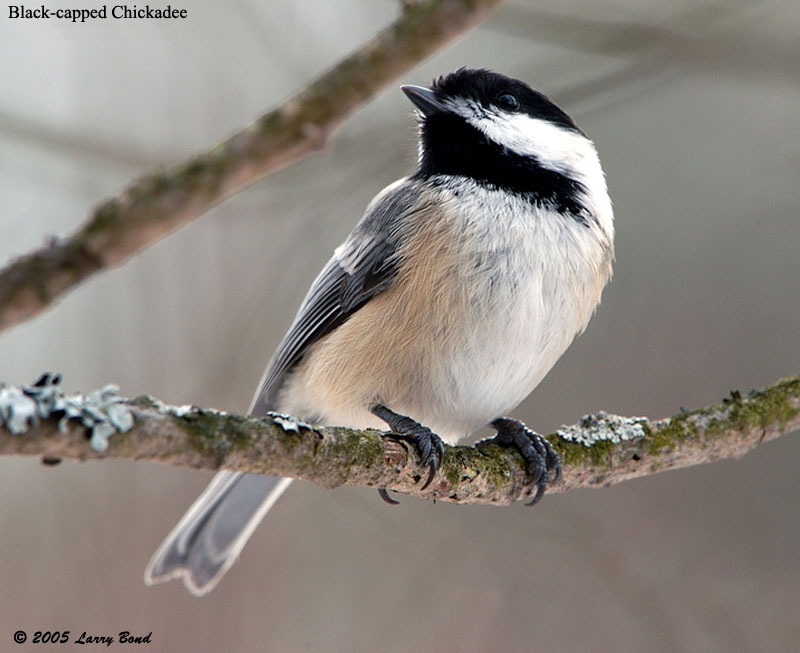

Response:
(145, 68), (614, 595)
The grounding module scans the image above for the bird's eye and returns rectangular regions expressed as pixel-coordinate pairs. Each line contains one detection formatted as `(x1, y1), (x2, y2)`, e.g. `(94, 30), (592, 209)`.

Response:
(496, 92), (520, 111)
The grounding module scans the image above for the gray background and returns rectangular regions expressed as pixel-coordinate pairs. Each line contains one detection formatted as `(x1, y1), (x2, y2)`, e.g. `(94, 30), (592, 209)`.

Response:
(1, 1), (798, 651)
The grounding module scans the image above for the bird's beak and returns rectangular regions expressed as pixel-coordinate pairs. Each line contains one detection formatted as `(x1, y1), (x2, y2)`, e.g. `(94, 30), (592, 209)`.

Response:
(401, 85), (448, 117)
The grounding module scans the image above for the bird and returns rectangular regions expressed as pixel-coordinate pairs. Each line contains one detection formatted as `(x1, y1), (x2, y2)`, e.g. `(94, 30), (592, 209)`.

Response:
(145, 68), (614, 596)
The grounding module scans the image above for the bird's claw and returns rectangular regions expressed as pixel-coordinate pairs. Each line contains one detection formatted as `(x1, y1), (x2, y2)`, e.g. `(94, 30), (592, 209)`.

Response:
(377, 488), (400, 505)
(371, 404), (446, 503)
(478, 417), (562, 506)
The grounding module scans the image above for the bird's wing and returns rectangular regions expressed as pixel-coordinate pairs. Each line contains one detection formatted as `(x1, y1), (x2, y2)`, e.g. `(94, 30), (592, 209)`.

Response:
(249, 178), (425, 415)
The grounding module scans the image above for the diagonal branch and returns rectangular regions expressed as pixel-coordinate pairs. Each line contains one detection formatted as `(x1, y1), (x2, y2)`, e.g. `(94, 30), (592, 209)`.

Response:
(2, 375), (797, 505)
(0, 0), (507, 335)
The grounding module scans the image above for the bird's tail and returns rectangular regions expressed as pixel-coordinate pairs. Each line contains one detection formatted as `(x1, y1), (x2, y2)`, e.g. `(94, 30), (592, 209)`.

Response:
(144, 471), (292, 596)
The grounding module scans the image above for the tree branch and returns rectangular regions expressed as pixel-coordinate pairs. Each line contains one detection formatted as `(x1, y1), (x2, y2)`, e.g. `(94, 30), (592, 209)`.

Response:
(0, 0), (506, 335)
(2, 375), (797, 505)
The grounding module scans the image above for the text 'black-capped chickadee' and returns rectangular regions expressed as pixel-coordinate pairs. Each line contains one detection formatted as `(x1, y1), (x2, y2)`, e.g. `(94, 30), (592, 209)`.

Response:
(145, 68), (614, 595)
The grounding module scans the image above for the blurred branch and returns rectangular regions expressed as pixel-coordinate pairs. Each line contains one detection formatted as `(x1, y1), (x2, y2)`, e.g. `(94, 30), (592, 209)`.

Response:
(2, 375), (797, 505)
(494, 6), (800, 80)
(0, 0), (507, 335)
(486, 5), (799, 120)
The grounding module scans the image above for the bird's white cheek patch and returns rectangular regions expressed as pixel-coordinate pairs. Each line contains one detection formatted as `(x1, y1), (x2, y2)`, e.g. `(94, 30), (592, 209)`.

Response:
(475, 113), (593, 174)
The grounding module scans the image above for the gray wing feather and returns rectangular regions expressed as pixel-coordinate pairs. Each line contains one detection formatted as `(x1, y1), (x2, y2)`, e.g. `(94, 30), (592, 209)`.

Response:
(145, 178), (423, 595)
(251, 178), (422, 415)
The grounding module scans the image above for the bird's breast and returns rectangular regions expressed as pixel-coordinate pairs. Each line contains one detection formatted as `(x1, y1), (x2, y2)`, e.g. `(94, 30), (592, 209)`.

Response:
(280, 184), (612, 442)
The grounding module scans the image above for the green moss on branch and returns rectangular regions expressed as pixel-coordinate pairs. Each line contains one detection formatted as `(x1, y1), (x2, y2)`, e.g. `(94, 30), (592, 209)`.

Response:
(2, 375), (798, 505)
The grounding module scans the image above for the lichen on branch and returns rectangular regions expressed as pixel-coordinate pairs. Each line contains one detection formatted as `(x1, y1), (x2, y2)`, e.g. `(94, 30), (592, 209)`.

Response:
(2, 374), (797, 505)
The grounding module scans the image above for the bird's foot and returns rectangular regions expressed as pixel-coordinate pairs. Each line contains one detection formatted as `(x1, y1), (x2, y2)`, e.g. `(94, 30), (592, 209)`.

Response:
(477, 417), (561, 506)
(371, 404), (445, 504)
